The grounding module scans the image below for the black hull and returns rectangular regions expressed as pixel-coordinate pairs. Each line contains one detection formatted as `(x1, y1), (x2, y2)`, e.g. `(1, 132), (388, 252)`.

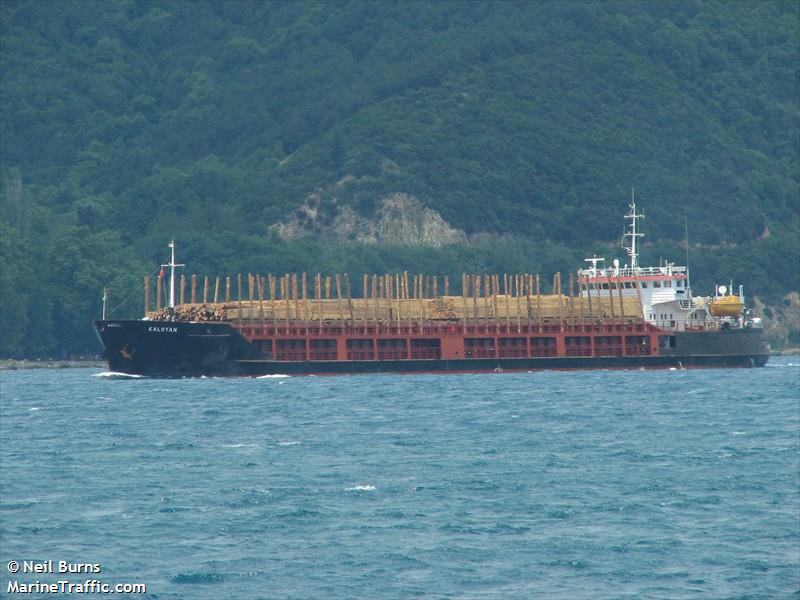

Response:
(95, 320), (770, 377)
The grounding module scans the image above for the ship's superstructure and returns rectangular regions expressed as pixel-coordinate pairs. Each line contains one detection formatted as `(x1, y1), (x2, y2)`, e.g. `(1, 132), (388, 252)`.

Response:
(577, 196), (758, 333)
(94, 199), (769, 377)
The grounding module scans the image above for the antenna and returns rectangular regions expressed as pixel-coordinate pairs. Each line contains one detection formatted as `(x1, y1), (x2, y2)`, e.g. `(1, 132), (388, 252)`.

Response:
(684, 212), (691, 294)
(623, 187), (645, 271)
(584, 255), (605, 273)
(102, 288), (108, 320)
(161, 240), (185, 317)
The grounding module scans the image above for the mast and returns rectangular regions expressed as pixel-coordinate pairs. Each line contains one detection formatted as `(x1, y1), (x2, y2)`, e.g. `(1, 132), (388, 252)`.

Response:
(623, 188), (645, 271)
(684, 212), (692, 295)
(161, 240), (185, 318)
(583, 255), (605, 274)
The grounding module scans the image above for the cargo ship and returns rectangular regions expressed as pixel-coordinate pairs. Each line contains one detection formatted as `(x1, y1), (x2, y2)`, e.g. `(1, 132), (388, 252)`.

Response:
(94, 200), (769, 376)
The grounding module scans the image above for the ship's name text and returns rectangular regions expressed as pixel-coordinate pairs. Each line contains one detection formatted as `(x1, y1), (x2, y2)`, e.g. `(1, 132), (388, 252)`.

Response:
(148, 326), (177, 333)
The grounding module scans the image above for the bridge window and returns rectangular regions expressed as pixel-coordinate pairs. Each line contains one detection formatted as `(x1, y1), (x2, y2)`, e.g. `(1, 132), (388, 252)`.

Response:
(653, 281), (661, 288)
(664, 280), (672, 288)
(641, 281), (648, 288)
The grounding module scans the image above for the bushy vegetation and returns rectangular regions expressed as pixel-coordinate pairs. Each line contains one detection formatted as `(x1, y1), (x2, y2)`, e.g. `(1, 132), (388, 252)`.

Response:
(1, 1), (797, 356)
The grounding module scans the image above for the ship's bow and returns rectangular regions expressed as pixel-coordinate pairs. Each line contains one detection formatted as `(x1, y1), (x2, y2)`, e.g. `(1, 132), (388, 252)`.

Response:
(94, 320), (258, 376)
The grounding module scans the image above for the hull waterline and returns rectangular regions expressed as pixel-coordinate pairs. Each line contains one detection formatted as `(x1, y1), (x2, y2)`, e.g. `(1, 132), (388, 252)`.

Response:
(95, 320), (769, 378)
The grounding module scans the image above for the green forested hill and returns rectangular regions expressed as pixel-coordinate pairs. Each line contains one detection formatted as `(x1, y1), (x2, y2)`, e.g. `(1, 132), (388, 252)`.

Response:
(1, 0), (798, 356)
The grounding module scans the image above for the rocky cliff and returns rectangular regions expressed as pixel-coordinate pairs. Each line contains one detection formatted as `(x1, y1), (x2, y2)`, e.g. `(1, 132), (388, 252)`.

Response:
(270, 181), (466, 247)
(753, 292), (800, 351)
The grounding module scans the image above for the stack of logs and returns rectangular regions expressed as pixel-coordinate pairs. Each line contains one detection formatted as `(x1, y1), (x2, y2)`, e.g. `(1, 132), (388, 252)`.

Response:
(144, 271), (643, 323)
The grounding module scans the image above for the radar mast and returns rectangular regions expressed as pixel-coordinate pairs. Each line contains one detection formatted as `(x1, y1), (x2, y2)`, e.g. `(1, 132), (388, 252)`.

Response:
(623, 188), (645, 271)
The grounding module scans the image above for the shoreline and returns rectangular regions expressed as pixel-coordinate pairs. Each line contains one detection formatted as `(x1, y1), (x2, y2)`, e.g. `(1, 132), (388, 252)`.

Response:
(0, 360), (106, 371)
(773, 348), (800, 356)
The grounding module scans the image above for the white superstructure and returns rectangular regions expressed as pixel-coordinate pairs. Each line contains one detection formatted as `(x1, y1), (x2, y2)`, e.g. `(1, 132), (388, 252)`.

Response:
(577, 196), (757, 332)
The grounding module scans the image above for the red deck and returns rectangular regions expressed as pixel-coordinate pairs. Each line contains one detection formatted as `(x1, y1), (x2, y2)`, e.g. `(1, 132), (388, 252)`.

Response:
(232, 319), (670, 362)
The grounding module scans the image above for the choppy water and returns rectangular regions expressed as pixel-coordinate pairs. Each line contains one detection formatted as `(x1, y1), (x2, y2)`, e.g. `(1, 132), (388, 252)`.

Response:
(1, 360), (798, 599)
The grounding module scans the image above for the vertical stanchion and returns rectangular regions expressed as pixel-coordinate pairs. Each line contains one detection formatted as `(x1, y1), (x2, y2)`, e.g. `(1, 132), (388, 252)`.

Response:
(472, 274), (479, 324)
(585, 275), (593, 318)
(345, 273), (354, 326)
(259, 275), (265, 325)
(237, 273), (242, 325)
(460, 273), (467, 327)
(335, 274), (344, 322)
(568, 272), (575, 327)
(607, 275), (616, 319)
(363, 274), (369, 333)
(301, 272), (308, 323)
(269, 275), (276, 325)
(285, 275), (291, 326)
(536, 274), (542, 331)
(555, 272), (563, 329)
(395, 273), (402, 329)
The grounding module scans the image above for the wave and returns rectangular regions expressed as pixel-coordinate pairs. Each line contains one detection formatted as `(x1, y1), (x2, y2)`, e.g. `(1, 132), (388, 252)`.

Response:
(222, 443), (261, 448)
(171, 572), (225, 585)
(92, 371), (145, 379)
(346, 484), (376, 492)
(256, 374), (291, 379)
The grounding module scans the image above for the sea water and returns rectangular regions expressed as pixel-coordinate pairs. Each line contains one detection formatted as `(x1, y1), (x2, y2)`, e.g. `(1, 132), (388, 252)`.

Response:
(1, 360), (798, 599)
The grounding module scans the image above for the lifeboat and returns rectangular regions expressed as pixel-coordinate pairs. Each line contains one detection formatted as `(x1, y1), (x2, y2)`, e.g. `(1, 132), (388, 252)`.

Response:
(709, 294), (744, 317)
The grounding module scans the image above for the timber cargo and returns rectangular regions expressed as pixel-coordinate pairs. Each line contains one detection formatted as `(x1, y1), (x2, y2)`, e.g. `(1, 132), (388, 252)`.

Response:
(94, 200), (770, 377)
